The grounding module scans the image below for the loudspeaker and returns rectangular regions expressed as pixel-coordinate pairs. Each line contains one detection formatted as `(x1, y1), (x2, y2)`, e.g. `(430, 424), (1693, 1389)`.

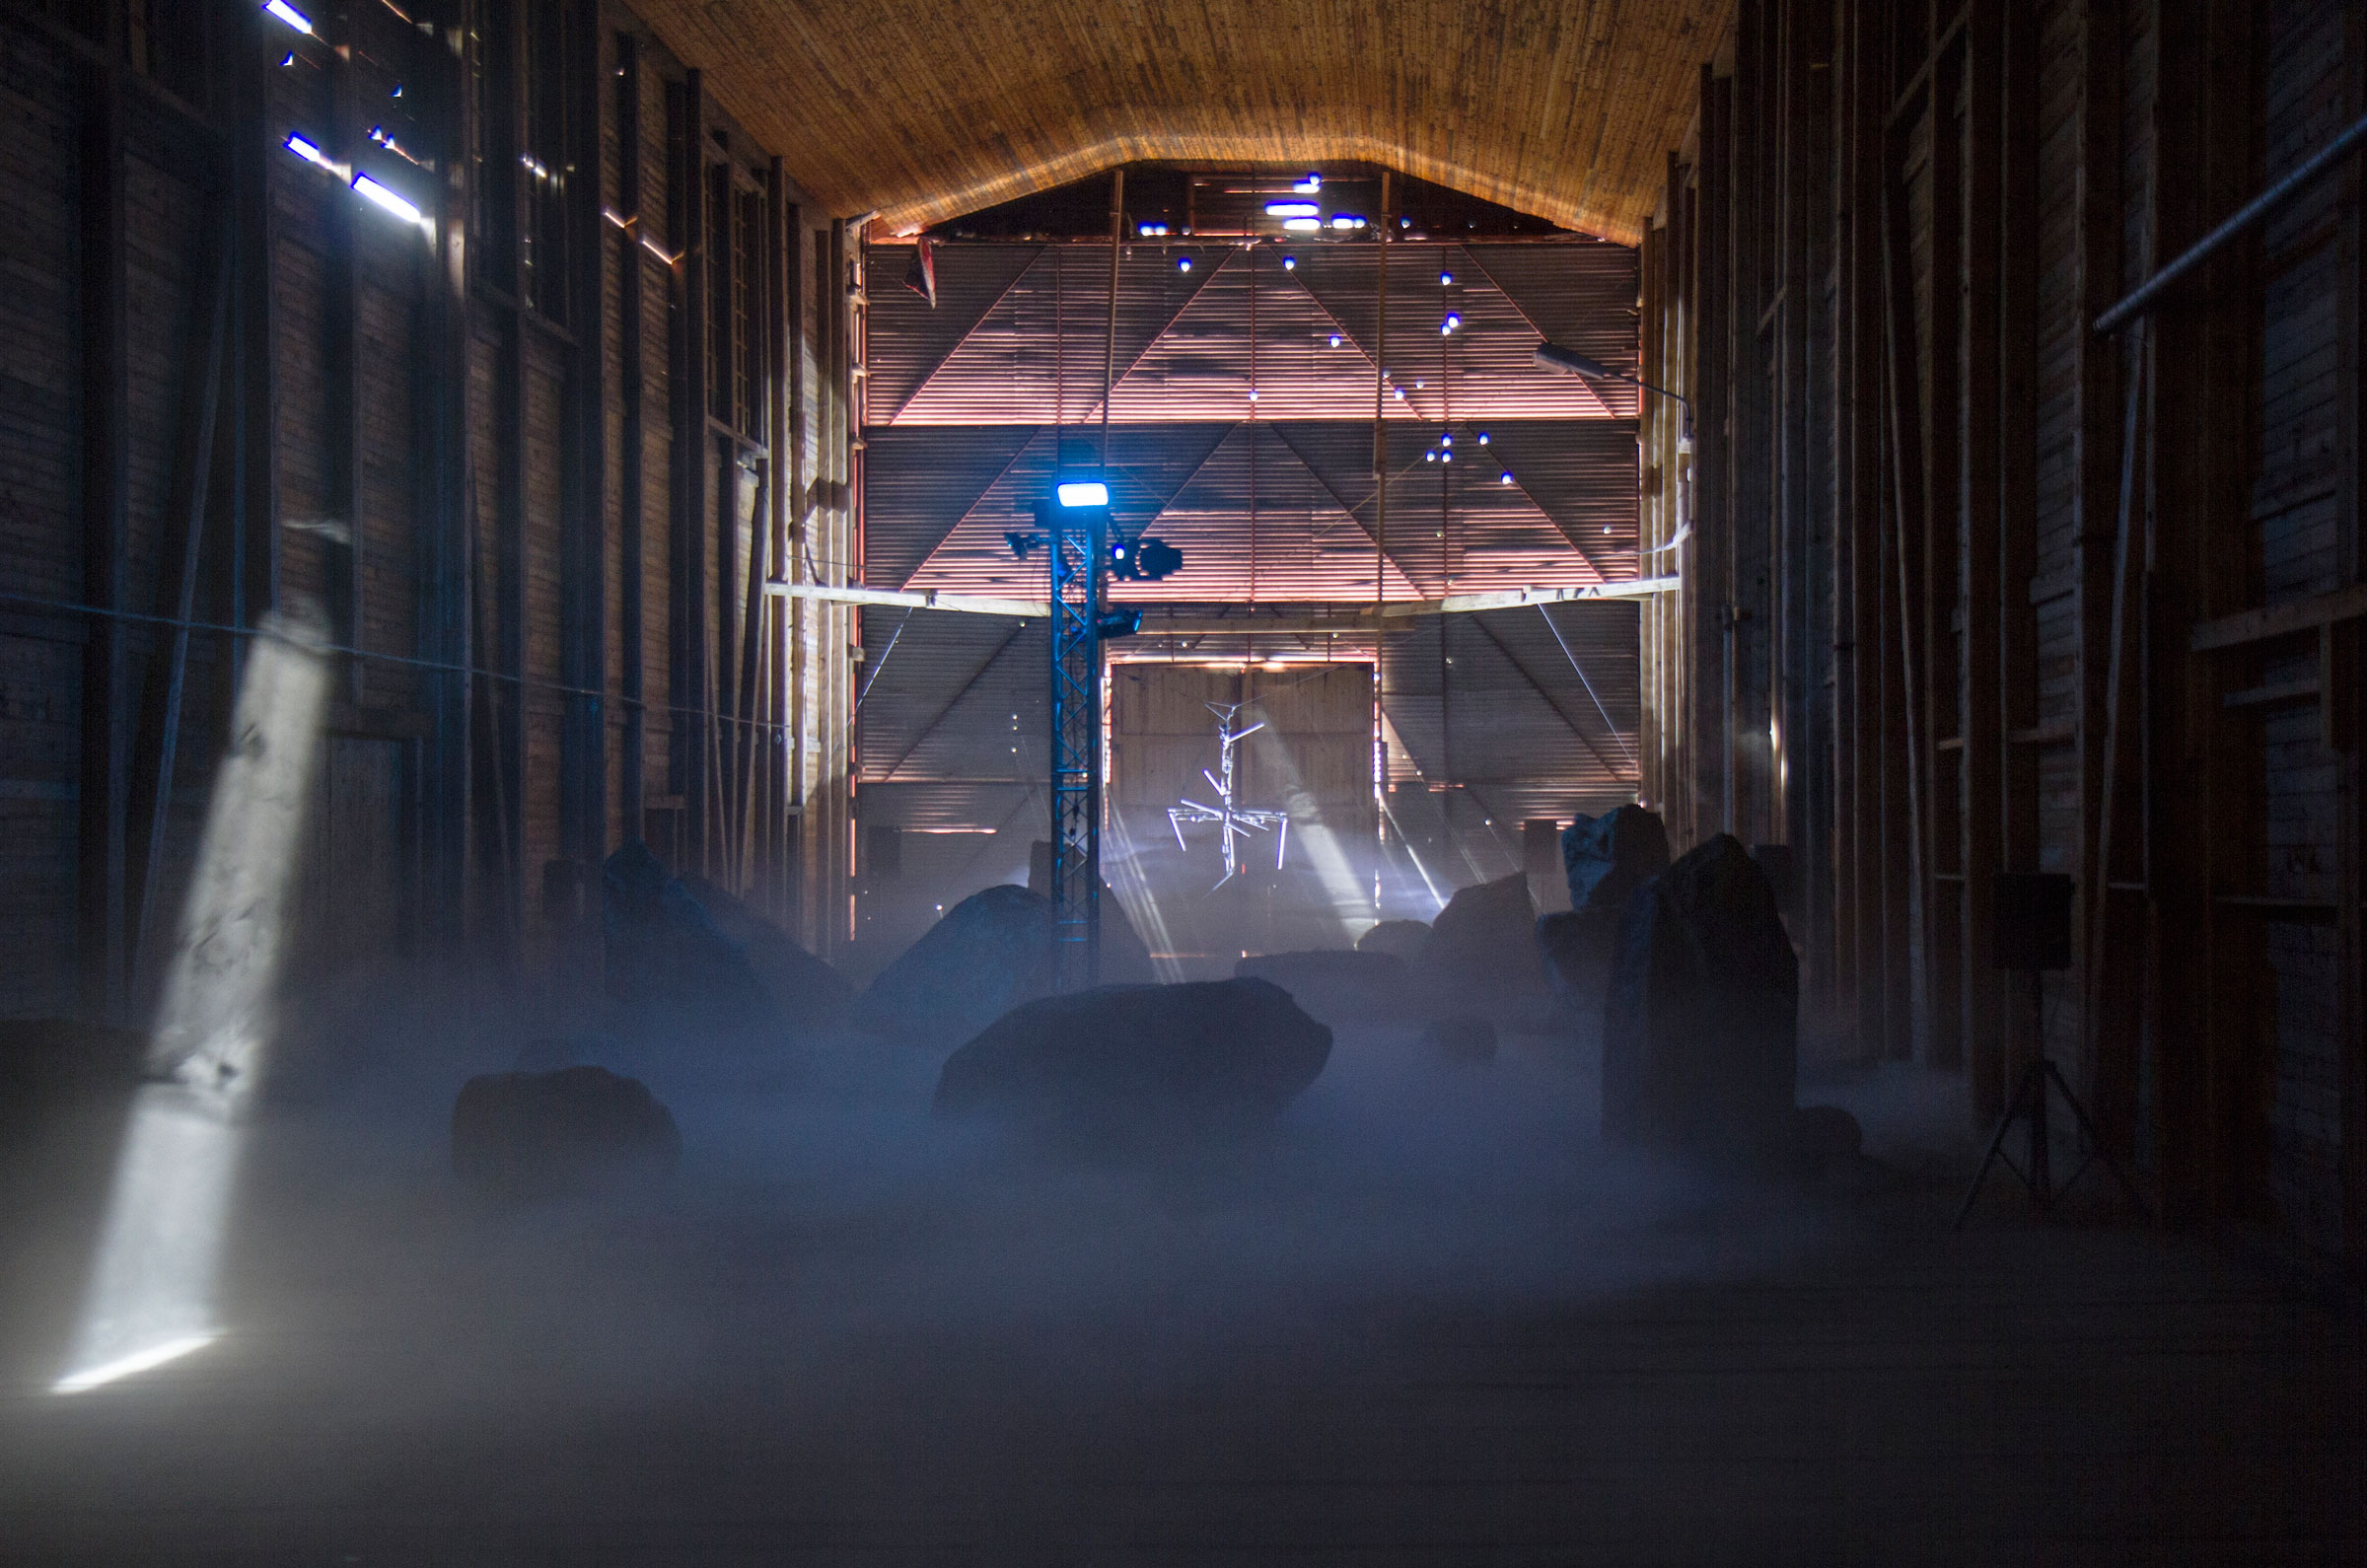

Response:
(1990, 872), (2073, 971)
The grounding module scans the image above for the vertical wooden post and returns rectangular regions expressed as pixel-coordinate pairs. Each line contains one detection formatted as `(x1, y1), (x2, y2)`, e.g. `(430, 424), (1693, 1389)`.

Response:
(673, 72), (710, 872)
(1995, 0), (2042, 1108)
(78, 33), (129, 1021)
(1694, 65), (1734, 846)
(562, 3), (610, 873)
(327, 31), (364, 703)
(1962, 0), (2009, 1120)
(615, 33), (646, 847)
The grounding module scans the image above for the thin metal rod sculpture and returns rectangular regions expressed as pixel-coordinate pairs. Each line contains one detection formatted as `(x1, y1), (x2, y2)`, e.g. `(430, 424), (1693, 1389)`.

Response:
(1168, 703), (1289, 890)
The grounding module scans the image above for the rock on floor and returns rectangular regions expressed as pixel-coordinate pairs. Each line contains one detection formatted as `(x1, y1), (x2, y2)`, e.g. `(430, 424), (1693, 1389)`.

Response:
(857, 885), (1058, 1040)
(1234, 949), (1412, 1024)
(451, 1066), (681, 1199)
(933, 977), (1331, 1139)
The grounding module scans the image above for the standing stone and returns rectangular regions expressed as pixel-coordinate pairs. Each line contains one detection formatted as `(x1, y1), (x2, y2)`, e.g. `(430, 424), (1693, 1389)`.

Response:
(683, 876), (853, 1032)
(1419, 872), (1544, 995)
(856, 884), (1057, 1040)
(1562, 805), (1671, 913)
(1540, 807), (1673, 1022)
(1601, 834), (1799, 1152)
(603, 841), (782, 1043)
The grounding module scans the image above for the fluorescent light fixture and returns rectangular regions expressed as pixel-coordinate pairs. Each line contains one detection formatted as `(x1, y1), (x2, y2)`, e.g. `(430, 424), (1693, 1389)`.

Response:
(54, 1332), (218, 1394)
(1264, 202), (1319, 218)
(1283, 217), (1320, 232)
(263, 0), (314, 34)
(284, 133), (335, 171)
(1295, 175), (1322, 193)
(352, 173), (429, 229)
(1330, 214), (1365, 229)
(1056, 479), (1110, 508)
(1137, 222), (1168, 236)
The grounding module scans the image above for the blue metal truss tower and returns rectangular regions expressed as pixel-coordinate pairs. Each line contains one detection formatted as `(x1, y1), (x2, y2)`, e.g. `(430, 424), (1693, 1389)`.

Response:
(1045, 498), (1107, 990)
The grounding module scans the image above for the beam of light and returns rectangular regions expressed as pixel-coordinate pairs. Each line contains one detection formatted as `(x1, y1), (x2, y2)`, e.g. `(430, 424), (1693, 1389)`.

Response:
(51, 1333), (218, 1394)
(1102, 810), (1189, 983)
(1243, 721), (1366, 939)
(55, 604), (330, 1396)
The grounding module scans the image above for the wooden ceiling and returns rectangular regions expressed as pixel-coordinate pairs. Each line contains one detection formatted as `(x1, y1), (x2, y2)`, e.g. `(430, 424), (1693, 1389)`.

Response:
(632, 0), (1733, 243)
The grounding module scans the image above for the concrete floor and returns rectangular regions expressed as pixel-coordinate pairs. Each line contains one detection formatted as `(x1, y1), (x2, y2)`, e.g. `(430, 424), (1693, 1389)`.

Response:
(1, 1022), (2360, 1565)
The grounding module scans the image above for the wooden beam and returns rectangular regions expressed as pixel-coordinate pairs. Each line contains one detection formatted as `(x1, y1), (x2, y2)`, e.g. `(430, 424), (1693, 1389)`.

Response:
(77, 48), (128, 1021)
(674, 71), (711, 869)
(2188, 582), (2367, 651)
(127, 197), (233, 983)
(562, 3), (610, 872)
(1881, 110), (1932, 1064)
(616, 32), (648, 842)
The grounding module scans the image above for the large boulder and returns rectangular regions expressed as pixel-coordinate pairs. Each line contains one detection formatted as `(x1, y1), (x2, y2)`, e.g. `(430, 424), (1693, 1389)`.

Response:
(1355, 919), (1431, 962)
(682, 876), (853, 1032)
(1419, 872), (1545, 995)
(1234, 949), (1412, 1024)
(603, 841), (782, 1043)
(451, 1066), (681, 1199)
(934, 977), (1331, 1138)
(1601, 834), (1799, 1153)
(857, 884), (1057, 1040)
(1536, 908), (1623, 1019)
(1562, 805), (1671, 913)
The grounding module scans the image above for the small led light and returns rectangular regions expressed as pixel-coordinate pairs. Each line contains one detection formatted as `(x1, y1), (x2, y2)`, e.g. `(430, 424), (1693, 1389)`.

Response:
(1441, 433), (1452, 446)
(1393, 387), (1406, 401)
(1247, 388), (1258, 401)
(1328, 333), (1341, 348)
(1177, 256), (1191, 272)
(1441, 451), (1453, 463)
(1281, 256), (1296, 270)
(1476, 432), (1489, 445)
(1425, 451), (1437, 463)
(353, 173), (430, 229)
(1499, 472), (1514, 485)
(1444, 313), (1461, 331)
(263, 1), (315, 35)
(1264, 201), (1319, 218)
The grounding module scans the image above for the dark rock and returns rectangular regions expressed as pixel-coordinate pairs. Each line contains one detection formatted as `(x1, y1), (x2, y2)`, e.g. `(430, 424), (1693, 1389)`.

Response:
(1602, 834), (1799, 1152)
(1750, 844), (1800, 917)
(934, 977), (1331, 1138)
(683, 876), (854, 1031)
(1535, 907), (1624, 1019)
(1423, 1015), (1497, 1062)
(1791, 1105), (1863, 1164)
(603, 841), (782, 1043)
(1356, 919), (1431, 962)
(1562, 805), (1671, 913)
(1235, 949), (1411, 1023)
(857, 884), (1057, 1039)
(1420, 872), (1545, 994)
(451, 1066), (681, 1198)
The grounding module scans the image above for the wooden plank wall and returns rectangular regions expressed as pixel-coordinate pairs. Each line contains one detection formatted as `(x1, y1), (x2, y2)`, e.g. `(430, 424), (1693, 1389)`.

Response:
(0, 0), (860, 1027)
(1637, 0), (2365, 1259)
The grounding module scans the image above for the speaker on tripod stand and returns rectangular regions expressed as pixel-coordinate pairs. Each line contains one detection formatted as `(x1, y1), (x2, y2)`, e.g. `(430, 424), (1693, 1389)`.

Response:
(1954, 873), (2149, 1228)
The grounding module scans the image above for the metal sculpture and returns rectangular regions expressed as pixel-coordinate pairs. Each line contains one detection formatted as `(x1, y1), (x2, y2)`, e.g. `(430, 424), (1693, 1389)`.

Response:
(1169, 704), (1290, 889)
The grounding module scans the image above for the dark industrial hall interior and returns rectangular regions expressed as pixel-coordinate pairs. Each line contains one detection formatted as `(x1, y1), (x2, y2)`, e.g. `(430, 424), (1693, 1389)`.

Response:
(2, 0), (2364, 1560)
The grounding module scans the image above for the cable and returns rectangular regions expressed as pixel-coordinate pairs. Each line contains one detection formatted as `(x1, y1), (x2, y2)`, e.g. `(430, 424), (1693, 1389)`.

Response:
(0, 588), (806, 737)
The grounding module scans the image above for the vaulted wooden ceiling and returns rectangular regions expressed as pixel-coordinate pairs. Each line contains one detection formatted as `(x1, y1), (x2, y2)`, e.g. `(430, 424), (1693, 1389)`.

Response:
(632, 0), (1732, 242)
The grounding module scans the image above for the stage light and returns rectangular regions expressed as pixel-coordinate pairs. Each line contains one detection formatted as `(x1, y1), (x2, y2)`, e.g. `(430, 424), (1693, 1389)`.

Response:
(263, 0), (314, 34)
(1330, 214), (1365, 230)
(1005, 530), (1043, 559)
(1096, 607), (1143, 639)
(1055, 479), (1110, 508)
(352, 173), (429, 230)
(1264, 202), (1319, 218)
(1284, 218), (1321, 232)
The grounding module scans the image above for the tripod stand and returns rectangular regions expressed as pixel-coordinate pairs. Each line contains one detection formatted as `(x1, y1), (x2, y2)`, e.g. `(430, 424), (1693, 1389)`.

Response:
(1953, 971), (2150, 1229)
